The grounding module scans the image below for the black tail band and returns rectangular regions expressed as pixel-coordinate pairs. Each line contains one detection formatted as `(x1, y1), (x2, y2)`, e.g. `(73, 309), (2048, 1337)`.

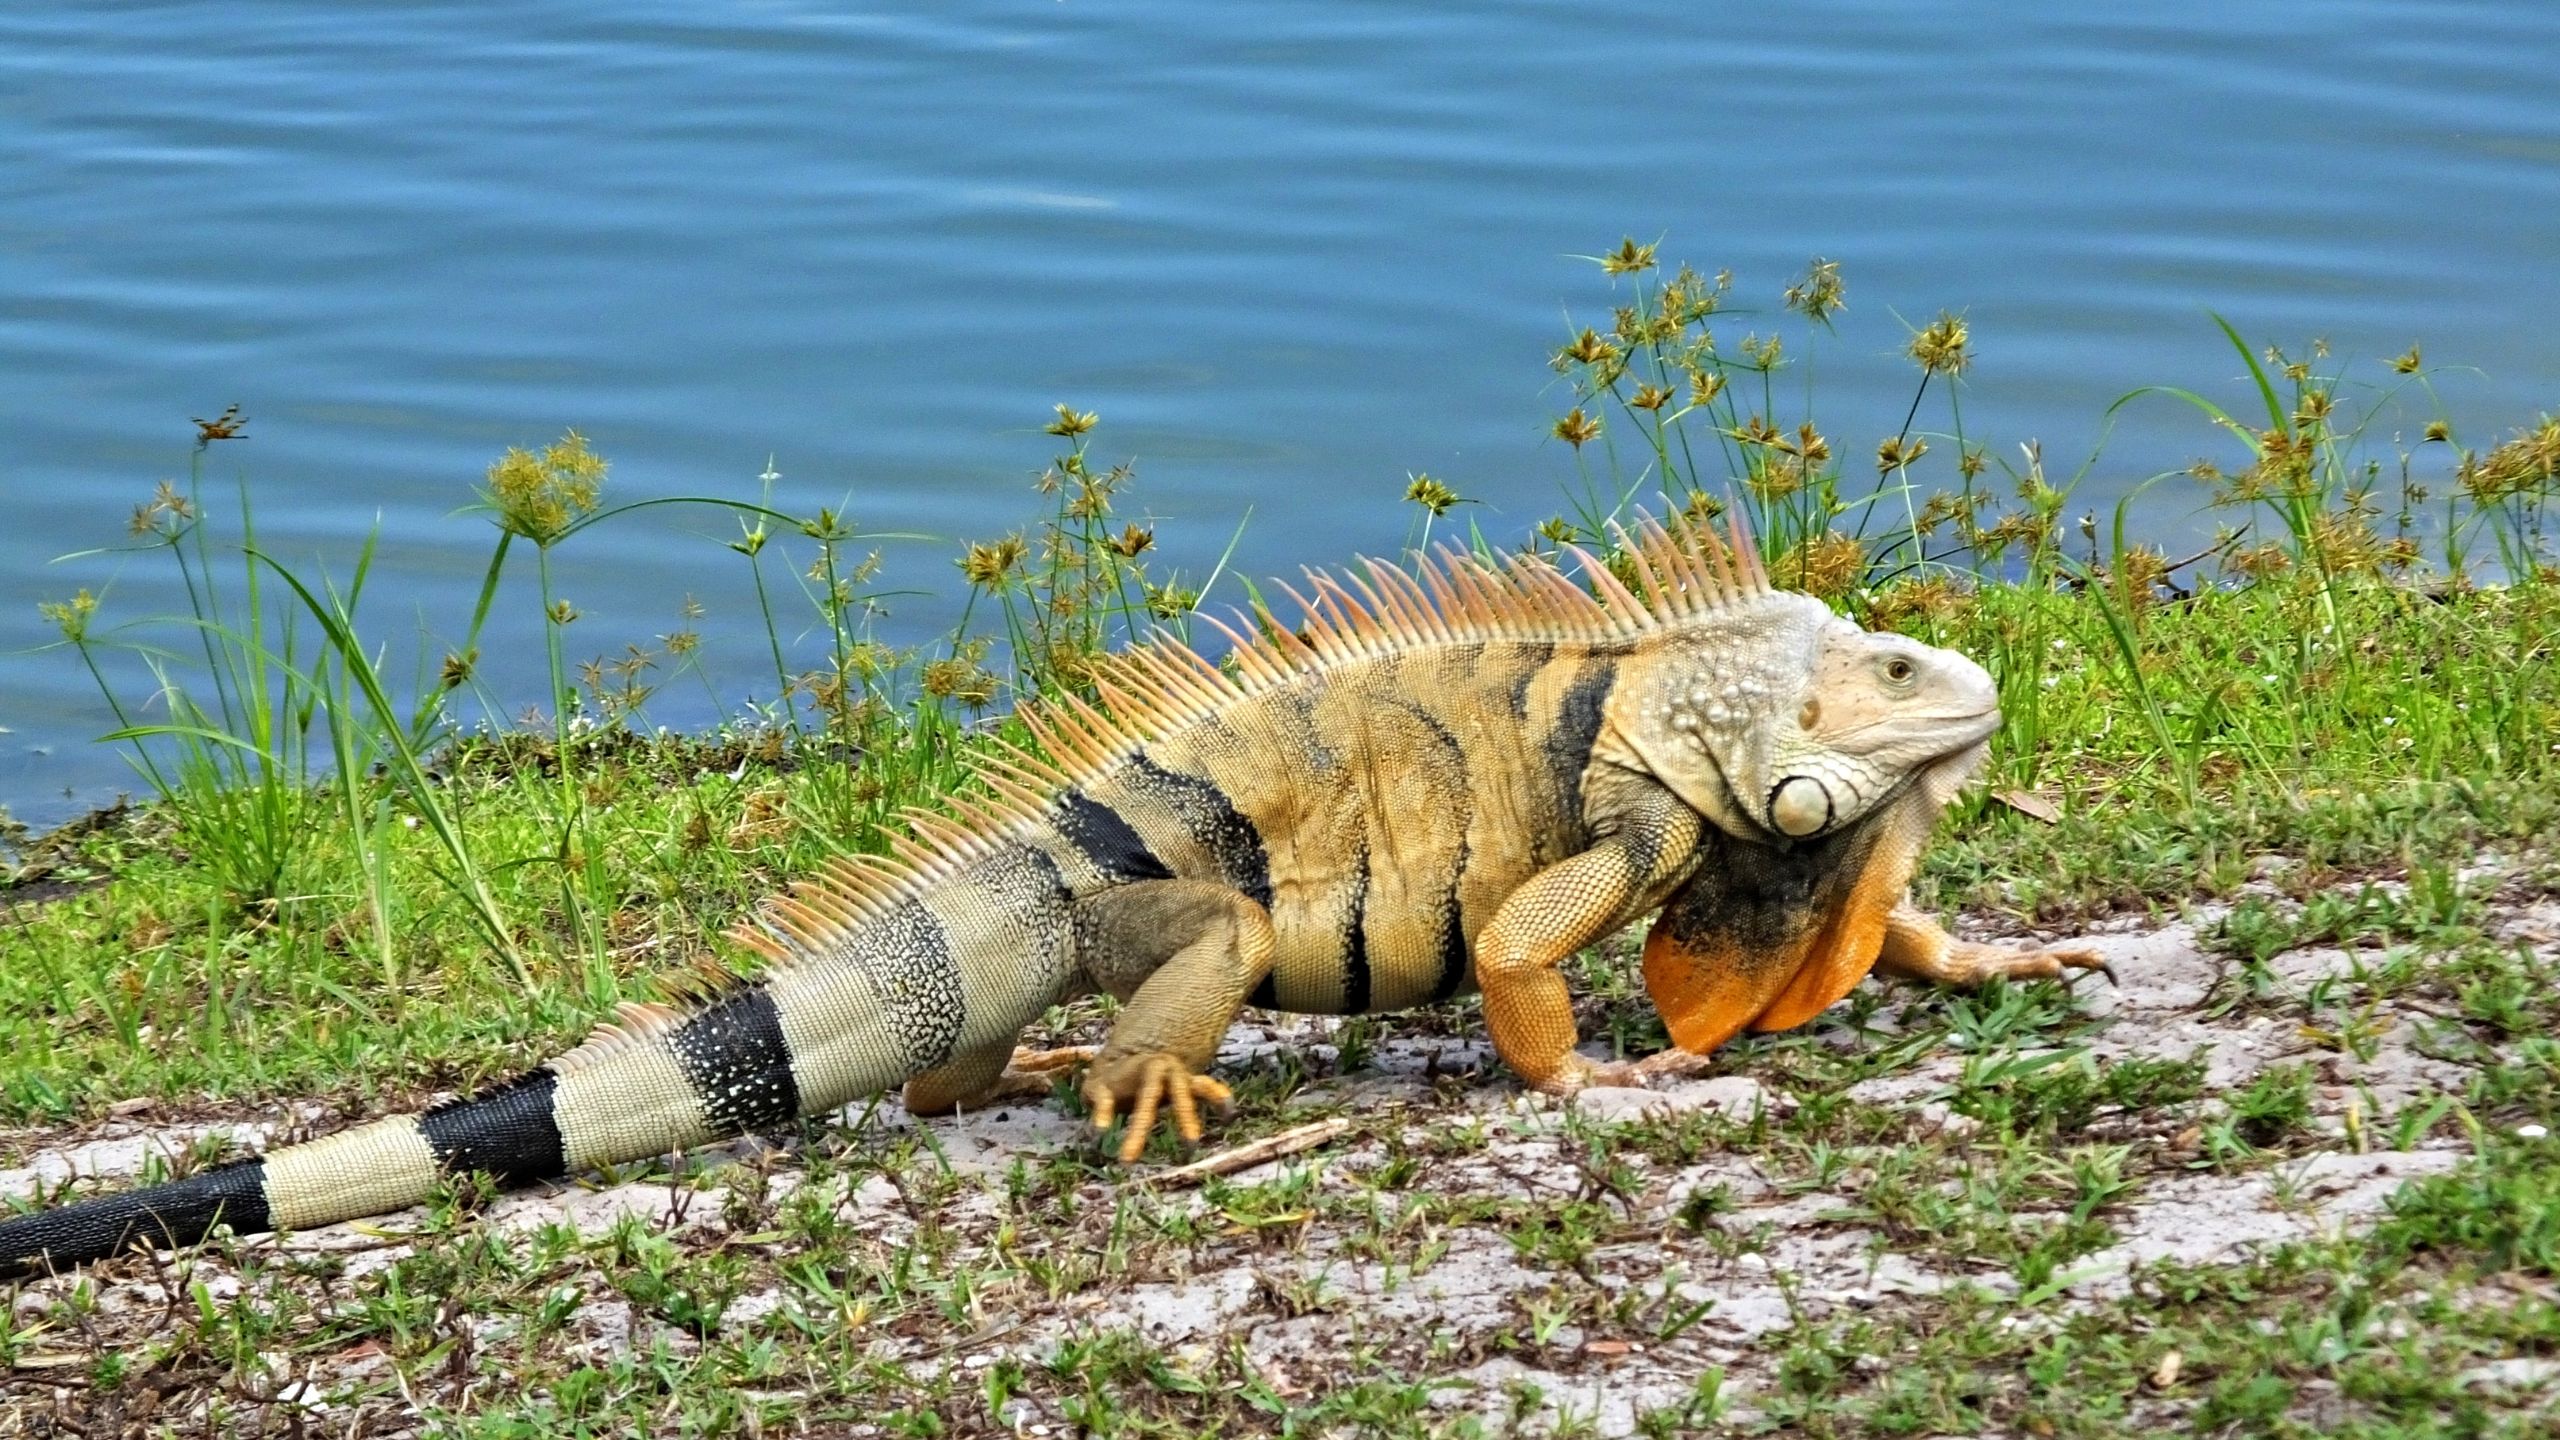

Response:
(0, 1159), (271, 1275)
(417, 1066), (568, 1186)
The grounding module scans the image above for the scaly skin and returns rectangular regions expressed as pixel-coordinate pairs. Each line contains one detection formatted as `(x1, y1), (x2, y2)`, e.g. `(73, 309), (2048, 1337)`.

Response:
(0, 514), (2099, 1274)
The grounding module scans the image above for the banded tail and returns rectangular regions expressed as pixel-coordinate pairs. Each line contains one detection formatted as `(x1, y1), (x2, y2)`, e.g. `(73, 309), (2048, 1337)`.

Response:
(1, 837), (1077, 1273)
(0, 982), (795, 1272)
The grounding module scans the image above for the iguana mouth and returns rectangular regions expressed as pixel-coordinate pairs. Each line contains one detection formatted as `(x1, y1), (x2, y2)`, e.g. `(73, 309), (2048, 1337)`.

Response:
(1820, 704), (1999, 756)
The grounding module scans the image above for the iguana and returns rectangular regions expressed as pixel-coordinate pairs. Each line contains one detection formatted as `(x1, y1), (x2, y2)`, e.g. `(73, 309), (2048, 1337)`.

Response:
(0, 514), (2102, 1273)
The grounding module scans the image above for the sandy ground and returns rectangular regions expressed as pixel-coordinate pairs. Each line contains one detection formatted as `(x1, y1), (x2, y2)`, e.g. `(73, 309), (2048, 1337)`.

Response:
(5, 885), (2552, 1436)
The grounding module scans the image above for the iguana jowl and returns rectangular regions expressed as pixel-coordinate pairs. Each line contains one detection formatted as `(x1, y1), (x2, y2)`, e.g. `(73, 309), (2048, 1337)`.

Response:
(0, 515), (2101, 1272)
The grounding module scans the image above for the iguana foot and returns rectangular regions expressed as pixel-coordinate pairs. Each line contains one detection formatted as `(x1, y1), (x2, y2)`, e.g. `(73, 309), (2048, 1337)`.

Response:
(906, 1044), (1102, 1115)
(1534, 1047), (1719, 1094)
(1083, 1054), (1234, 1163)
(1931, 940), (2116, 988)
(965, 1046), (1102, 1106)
(1586, 1047), (1723, 1089)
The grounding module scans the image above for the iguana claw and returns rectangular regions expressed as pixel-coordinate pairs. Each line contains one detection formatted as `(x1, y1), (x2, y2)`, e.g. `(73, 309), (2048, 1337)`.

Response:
(2042, 946), (2116, 987)
(1084, 1054), (1234, 1163)
(1935, 939), (2114, 989)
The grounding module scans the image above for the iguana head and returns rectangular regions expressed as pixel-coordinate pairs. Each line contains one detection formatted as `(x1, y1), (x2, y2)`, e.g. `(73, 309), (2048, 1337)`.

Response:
(1610, 593), (2000, 843)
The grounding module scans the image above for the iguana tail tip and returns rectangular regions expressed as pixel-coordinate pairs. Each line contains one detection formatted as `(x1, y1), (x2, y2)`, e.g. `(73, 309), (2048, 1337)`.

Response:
(0, 1158), (272, 1276)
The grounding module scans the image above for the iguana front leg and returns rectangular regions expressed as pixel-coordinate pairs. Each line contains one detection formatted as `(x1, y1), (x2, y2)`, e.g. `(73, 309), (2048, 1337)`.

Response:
(1873, 901), (2113, 988)
(1475, 786), (1703, 1093)
(1074, 880), (1277, 1162)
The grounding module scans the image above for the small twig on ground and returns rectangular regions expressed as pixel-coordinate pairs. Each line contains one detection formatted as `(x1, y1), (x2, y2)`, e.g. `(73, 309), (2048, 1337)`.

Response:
(1128, 1118), (1352, 1189)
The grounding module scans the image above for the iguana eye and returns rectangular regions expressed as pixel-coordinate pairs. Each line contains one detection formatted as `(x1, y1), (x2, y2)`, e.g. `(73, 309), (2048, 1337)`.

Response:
(1883, 657), (1915, 684)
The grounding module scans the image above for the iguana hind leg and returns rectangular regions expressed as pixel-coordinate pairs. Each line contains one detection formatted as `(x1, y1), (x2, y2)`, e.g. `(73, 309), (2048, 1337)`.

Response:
(904, 1040), (1100, 1115)
(1074, 881), (1276, 1163)
(1873, 901), (2113, 987)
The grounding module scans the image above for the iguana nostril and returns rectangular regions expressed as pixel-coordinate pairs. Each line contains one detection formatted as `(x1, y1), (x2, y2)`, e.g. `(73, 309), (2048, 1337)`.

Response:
(1770, 776), (1833, 837)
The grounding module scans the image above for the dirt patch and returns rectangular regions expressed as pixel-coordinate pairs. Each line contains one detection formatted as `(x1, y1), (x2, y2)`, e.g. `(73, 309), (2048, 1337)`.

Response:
(3, 892), (2543, 1435)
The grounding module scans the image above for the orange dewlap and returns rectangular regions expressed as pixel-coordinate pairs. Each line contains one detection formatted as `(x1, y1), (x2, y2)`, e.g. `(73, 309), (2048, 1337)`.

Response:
(1639, 850), (1907, 1053)
(1639, 927), (1804, 1054)
(1747, 894), (1891, 1033)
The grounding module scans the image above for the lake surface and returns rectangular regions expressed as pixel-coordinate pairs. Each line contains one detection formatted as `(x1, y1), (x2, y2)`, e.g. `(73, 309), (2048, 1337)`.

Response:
(4, 1), (2556, 829)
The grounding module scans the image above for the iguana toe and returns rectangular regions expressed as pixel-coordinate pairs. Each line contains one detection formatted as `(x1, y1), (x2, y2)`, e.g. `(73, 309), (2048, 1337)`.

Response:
(1942, 940), (2114, 988)
(1009, 1044), (1100, 1074)
(2053, 947), (2117, 987)
(1084, 1055), (1233, 1163)
(1595, 1048), (1723, 1088)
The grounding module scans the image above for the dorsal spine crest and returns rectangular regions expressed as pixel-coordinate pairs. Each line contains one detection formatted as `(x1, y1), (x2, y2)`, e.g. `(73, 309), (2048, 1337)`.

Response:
(731, 511), (1773, 970)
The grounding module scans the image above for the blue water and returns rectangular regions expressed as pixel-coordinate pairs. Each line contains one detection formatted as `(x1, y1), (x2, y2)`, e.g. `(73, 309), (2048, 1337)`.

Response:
(5, 1), (2557, 828)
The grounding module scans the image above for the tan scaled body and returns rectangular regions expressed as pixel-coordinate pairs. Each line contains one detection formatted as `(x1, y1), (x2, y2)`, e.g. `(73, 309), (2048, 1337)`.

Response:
(948, 511), (2103, 1151)
(0, 513), (2101, 1273)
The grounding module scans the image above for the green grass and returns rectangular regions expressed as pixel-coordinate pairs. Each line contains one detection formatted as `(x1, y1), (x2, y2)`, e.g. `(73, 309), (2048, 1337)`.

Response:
(4, 244), (2558, 1433)
(6, 549), (2546, 1124)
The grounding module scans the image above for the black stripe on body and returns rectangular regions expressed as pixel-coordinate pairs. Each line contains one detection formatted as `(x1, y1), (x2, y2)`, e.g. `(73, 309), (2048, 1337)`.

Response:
(0, 1159), (271, 1274)
(669, 986), (803, 1134)
(1052, 788), (1176, 883)
(1275, 690), (1340, 771)
(418, 1068), (568, 1185)
(1545, 665), (1616, 828)
(1123, 751), (1274, 909)
(1506, 643), (1553, 720)
(1372, 693), (1474, 1008)
(1431, 882), (1471, 1002)
(866, 901), (968, 1071)
(1341, 839), (1373, 1014)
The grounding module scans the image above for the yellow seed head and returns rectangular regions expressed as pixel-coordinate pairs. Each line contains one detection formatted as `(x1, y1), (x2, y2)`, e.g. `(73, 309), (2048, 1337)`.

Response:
(1144, 581), (1200, 620)
(1105, 522), (1155, 559)
(1907, 311), (1972, 377)
(38, 588), (99, 643)
(1557, 329), (1620, 369)
(1677, 490), (1724, 530)
(1599, 237), (1657, 275)
(2226, 542), (2292, 582)
(1869, 575), (1970, 629)
(1403, 473), (1461, 517)
(1781, 258), (1845, 325)
(1876, 435), (1930, 474)
(484, 430), (607, 548)
(2461, 415), (2560, 502)
(1781, 530), (1867, 599)
(920, 656), (998, 708)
